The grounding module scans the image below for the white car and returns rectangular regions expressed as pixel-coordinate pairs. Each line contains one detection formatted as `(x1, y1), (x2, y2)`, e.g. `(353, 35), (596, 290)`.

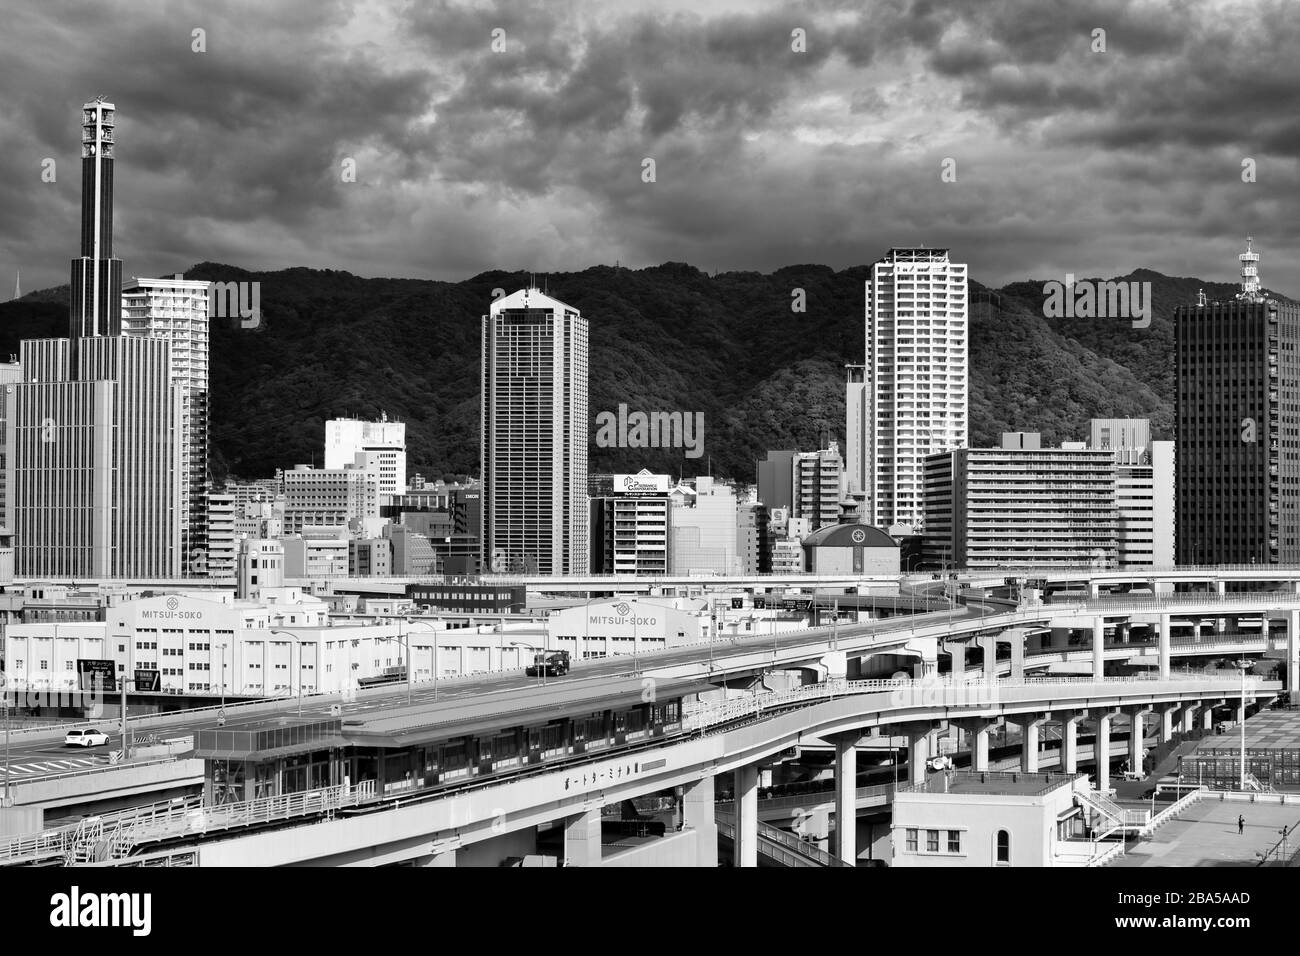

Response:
(64, 728), (110, 748)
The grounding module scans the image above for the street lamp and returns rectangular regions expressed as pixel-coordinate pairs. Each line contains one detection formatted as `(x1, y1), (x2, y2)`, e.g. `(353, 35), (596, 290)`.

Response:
(1236, 657), (1251, 791)
(405, 619), (439, 701)
(270, 630), (305, 716)
(2, 671), (11, 808)
(509, 641), (544, 685)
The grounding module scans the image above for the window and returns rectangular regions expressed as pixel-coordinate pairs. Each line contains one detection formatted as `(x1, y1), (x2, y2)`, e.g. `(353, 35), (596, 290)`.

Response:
(995, 830), (1010, 864)
(926, 830), (939, 853)
(947, 830), (961, 853)
(905, 828), (918, 852)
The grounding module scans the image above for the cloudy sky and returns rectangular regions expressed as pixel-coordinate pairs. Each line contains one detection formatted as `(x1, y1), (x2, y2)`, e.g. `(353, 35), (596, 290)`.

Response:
(3, 0), (1299, 296)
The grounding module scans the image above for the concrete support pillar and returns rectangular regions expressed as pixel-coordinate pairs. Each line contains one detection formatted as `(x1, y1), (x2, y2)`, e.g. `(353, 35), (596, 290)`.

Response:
(1287, 610), (1300, 695)
(1215, 580), (1226, 596)
(682, 775), (718, 868)
(1089, 581), (1100, 599)
(1180, 703), (1196, 735)
(563, 807), (603, 868)
(1128, 710), (1146, 773)
(982, 633), (997, 681)
(1092, 618), (1105, 681)
(1202, 705), (1214, 731)
(1009, 632), (1024, 681)
(834, 733), (859, 865)
(1160, 706), (1175, 743)
(945, 640), (967, 681)
(1021, 718), (1044, 773)
(1062, 713), (1084, 773)
(1096, 714), (1111, 791)
(908, 729), (930, 785)
(963, 718), (995, 772)
(1158, 613), (1171, 680)
(734, 764), (759, 868)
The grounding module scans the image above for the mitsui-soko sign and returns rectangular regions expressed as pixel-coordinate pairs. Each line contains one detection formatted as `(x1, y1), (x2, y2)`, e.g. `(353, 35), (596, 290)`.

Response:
(588, 601), (659, 628)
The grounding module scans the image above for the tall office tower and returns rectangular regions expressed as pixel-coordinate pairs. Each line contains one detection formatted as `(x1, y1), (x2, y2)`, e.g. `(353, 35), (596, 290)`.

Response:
(325, 415), (407, 495)
(756, 449), (796, 513)
(1176, 239), (1300, 565)
(792, 442), (844, 532)
(122, 276), (211, 573)
(736, 501), (771, 574)
(7, 337), (181, 577)
(860, 248), (968, 532)
(70, 98), (123, 341)
(480, 288), (588, 575)
(7, 101), (182, 578)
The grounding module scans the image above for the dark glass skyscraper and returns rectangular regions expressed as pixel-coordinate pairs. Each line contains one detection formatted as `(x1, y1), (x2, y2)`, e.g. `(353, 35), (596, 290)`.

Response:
(1175, 239), (1300, 565)
(70, 97), (122, 339)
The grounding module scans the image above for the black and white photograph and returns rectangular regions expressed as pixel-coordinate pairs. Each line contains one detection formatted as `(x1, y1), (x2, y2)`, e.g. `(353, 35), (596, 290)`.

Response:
(0, 0), (1297, 924)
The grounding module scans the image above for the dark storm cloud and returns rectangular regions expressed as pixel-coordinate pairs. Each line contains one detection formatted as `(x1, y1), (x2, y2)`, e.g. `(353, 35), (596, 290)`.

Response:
(2, 0), (1299, 298)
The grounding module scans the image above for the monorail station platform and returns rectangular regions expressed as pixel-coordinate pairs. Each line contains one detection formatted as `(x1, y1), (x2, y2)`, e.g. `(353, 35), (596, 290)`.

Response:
(1114, 799), (1300, 866)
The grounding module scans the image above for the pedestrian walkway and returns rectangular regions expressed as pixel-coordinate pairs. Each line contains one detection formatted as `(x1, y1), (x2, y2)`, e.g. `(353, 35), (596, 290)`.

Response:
(0, 756), (102, 777)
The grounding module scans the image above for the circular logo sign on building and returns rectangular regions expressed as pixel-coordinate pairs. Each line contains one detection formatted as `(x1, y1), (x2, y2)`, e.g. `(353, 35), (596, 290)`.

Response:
(166, 596), (180, 611)
(851, 529), (867, 544)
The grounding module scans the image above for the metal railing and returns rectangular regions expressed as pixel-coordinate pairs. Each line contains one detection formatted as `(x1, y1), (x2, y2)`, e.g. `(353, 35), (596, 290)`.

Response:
(1076, 788), (1149, 829)
(1141, 787), (1206, 836)
(684, 675), (1255, 734)
(0, 754), (185, 789)
(714, 808), (851, 867)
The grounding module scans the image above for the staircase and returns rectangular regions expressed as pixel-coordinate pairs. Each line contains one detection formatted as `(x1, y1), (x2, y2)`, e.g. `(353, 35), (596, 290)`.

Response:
(1076, 788), (1149, 833)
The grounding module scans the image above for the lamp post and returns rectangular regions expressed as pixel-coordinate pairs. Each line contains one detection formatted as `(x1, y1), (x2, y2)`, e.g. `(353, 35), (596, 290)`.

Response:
(2, 671), (10, 808)
(510, 641), (543, 685)
(405, 619), (439, 701)
(1237, 657), (1250, 790)
(270, 630), (304, 716)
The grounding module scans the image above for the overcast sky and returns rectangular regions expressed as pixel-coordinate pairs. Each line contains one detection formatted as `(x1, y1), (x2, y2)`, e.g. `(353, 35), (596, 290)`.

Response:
(3, 0), (1299, 296)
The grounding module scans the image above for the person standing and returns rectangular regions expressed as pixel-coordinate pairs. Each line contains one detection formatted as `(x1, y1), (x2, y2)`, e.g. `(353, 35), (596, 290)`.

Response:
(1238, 815), (1245, 835)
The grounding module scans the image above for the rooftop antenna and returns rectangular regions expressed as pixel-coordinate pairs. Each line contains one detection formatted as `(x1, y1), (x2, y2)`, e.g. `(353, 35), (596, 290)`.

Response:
(1197, 288), (1207, 307)
(12, 268), (19, 301)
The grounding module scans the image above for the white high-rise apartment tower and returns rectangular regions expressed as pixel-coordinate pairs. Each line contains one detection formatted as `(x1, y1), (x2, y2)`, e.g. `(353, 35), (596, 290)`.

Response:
(122, 275), (211, 574)
(481, 287), (588, 575)
(851, 248), (968, 532)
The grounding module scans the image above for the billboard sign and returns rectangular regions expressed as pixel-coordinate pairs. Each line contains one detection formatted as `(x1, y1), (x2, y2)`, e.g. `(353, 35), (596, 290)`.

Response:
(615, 471), (670, 495)
(77, 659), (117, 693)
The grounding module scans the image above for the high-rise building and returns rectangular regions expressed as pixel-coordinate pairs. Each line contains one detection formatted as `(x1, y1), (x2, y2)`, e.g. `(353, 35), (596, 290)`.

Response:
(70, 98), (123, 341)
(845, 364), (868, 495)
(736, 501), (771, 574)
(205, 492), (237, 580)
(1176, 239), (1300, 565)
(590, 471), (671, 575)
(756, 450), (796, 514)
(7, 336), (181, 577)
(7, 101), (182, 578)
(923, 434), (1118, 569)
(480, 288), (588, 574)
(1086, 419), (1175, 569)
(857, 248), (968, 532)
(325, 415), (407, 496)
(122, 276), (211, 573)
(793, 442), (844, 532)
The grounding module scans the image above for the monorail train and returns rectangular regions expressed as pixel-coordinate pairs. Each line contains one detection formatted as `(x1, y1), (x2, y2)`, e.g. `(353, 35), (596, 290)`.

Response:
(325, 677), (718, 799)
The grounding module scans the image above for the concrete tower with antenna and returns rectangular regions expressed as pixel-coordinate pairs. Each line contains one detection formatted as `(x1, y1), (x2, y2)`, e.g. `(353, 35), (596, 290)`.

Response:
(1236, 236), (1263, 302)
